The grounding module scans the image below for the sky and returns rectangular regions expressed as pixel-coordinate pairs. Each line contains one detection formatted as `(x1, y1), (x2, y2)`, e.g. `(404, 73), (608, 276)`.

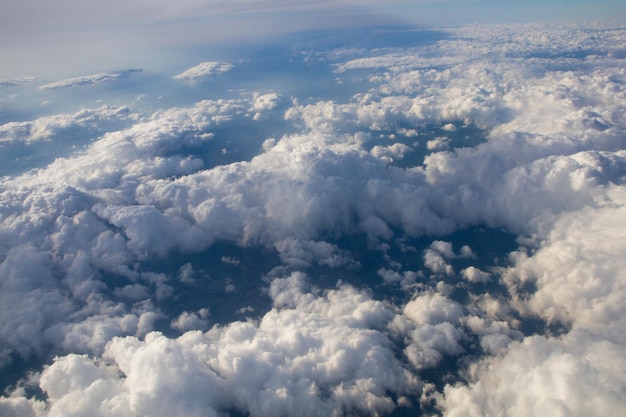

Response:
(2, 0), (626, 78)
(1, 1), (626, 417)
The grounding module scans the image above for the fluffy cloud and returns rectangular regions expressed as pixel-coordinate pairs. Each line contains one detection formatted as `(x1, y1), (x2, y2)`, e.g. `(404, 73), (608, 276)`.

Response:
(422, 241), (474, 277)
(1, 20), (626, 417)
(274, 238), (358, 269)
(0, 97), (256, 364)
(370, 142), (412, 163)
(440, 186), (626, 416)
(377, 268), (420, 288)
(0, 105), (137, 145)
(170, 309), (210, 332)
(0, 244), (74, 366)
(460, 266), (490, 283)
(441, 332), (626, 417)
(252, 93), (283, 121)
(2, 273), (420, 417)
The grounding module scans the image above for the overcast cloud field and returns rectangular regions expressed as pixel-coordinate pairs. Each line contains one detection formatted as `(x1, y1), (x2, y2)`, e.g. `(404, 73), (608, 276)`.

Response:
(1, 1), (626, 416)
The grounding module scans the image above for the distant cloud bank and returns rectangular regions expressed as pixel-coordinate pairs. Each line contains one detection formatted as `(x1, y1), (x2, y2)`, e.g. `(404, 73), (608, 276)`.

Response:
(38, 69), (142, 90)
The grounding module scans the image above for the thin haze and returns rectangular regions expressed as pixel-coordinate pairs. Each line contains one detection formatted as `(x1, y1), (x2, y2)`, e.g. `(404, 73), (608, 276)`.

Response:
(2, 0), (625, 78)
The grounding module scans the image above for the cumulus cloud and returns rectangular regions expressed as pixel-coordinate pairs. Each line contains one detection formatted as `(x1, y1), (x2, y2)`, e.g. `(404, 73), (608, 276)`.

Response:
(2, 273), (420, 416)
(370, 142), (412, 163)
(0, 105), (137, 145)
(426, 136), (450, 151)
(170, 309), (210, 332)
(0, 244), (75, 365)
(3, 42), (624, 370)
(274, 238), (358, 269)
(377, 267), (420, 288)
(422, 241), (473, 277)
(0, 97), (257, 365)
(251, 93), (283, 120)
(388, 291), (470, 371)
(460, 266), (490, 283)
(2, 20), (626, 417)
(440, 186), (626, 416)
(423, 248), (455, 277)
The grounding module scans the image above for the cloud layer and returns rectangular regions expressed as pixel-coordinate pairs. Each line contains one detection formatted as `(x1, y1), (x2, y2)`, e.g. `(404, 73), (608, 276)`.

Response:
(1, 21), (626, 416)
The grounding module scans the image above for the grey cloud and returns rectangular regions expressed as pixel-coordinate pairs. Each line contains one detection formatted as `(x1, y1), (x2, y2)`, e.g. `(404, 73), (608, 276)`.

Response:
(377, 268), (420, 287)
(0, 244), (75, 365)
(0, 77), (35, 88)
(177, 263), (196, 284)
(274, 238), (358, 269)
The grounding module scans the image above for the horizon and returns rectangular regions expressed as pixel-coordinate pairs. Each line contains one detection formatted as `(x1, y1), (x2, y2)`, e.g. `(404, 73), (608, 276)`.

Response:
(2, 0), (626, 79)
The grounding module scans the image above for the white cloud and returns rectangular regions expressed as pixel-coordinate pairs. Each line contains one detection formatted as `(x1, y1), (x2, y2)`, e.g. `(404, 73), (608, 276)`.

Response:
(173, 61), (233, 80)
(462, 315), (521, 355)
(441, 331), (626, 416)
(2, 20), (626, 417)
(113, 284), (150, 301)
(3, 45), (624, 369)
(252, 92), (281, 112)
(423, 249), (454, 276)
(460, 266), (490, 283)
(429, 241), (474, 260)
(442, 123), (457, 132)
(0, 98), (254, 364)
(440, 186), (626, 416)
(387, 292), (467, 370)
(426, 136), (450, 151)
(3, 273), (421, 417)
(370, 142), (412, 163)
(0, 105), (137, 145)
(171, 309), (210, 332)
(252, 93), (283, 120)
(38, 69), (142, 90)
(403, 293), (464, 327)
(422, 241), (475, 277)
